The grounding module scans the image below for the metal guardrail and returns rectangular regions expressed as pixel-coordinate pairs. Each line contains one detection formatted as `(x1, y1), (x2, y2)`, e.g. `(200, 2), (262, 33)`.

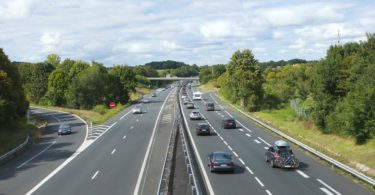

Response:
(0, 134), (29, 163)
(212, 93), (375, 188)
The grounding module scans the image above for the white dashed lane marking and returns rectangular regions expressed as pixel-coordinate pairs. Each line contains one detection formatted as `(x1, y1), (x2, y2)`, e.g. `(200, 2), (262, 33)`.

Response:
(320, 188), (334, 195)
(255, 177), (264, 187)
(254, 139), (261, 144)
(246, 133), (251, 137)
(246, 166), (254, 174)
(233, 152), (239, 157)
(257, 137), (271, 146)
(122, 135), (127, 140)
(111, 149), (116, 155)
(91, 171), (99, 180)
(296, 170), (310, 178)
(239, 158), (245, 165)
(239, 128), (244, 132)
(317, 179), (341, 195)
(266, 190), (272, 195)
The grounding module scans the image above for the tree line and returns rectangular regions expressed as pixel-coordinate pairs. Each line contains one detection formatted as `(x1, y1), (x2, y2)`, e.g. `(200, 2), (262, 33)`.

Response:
(200, 33), (375, 144)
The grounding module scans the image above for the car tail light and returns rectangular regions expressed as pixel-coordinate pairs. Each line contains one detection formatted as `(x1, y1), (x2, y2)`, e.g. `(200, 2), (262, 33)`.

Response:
(273, 153), (280, 158)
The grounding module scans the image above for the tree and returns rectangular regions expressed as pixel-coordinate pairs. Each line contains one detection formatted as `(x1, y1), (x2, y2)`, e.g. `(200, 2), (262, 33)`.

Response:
(66, 65), (107, 109)
(225, 49), (263, 111)
(45, 68), (69, 106)
(45, 54), (61, 67)
(0, 49), (28, 122)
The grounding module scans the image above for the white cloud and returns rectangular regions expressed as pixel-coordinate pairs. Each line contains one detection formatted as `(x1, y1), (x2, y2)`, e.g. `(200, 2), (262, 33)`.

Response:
(0, 0), (33, 19)
(200, 21), (233, 39)
(41, 33), (61, 46)
(0, 0), (374, 65)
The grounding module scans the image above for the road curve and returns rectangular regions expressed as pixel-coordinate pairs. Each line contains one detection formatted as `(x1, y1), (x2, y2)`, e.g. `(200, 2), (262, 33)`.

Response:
(0, 107), (87, 195)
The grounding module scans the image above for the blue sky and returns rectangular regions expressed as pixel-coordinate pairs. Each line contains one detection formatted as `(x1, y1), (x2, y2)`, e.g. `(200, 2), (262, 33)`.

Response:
(0, 0), (374, 66)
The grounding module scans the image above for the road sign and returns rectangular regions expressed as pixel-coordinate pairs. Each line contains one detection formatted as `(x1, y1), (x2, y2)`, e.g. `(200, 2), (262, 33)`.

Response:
(109, 101), (116, 109)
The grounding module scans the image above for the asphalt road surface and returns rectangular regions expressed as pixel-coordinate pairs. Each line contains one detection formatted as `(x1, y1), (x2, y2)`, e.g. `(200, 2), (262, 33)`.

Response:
(180, 85), (371, 195)
(27, 87), (176, 195)
(0, 107), (87, 195)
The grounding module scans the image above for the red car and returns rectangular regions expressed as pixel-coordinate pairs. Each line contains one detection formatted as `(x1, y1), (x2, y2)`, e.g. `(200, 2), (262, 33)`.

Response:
(222, 117), (236, 129)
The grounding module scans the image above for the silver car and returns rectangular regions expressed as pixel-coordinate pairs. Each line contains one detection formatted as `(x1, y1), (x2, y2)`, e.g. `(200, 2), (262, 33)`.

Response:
(189, 110), (202, 120)
(132, 105), (143, 114)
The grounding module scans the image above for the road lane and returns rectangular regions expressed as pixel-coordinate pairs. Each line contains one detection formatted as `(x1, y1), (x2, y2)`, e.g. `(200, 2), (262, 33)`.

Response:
(0, 108), (87, 195)
(184, 85), (371, 195)
(30, 88), (175, 195)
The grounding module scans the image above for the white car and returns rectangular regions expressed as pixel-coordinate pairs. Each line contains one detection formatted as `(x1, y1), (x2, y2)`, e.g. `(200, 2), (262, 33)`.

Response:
(142, 99), (150, 103)
(132, 105), (143, 114)
(189, 110), (202, 120)
(181, 94), (187, 99)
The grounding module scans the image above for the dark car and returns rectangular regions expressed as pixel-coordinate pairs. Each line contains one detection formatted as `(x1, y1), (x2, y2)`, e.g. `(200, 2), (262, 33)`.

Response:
(207, 151), (234, 172)
(222, 117), (236, 129)
(206, 102), (215, 111)
(151, 93), (157, 97)
(265, 140), (299, 168)
(186, 102), (195, 109)
(196, 123), (210, 135)
(58, 124), (71, 135)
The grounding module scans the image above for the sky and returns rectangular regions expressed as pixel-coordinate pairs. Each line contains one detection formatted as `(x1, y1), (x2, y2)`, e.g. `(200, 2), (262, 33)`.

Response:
(0, 0), (374, 66)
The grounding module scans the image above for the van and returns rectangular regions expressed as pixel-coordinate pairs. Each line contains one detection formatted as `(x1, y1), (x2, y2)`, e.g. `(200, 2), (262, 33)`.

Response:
(193, 92), (202, 100)
(206, 102), (215, 111)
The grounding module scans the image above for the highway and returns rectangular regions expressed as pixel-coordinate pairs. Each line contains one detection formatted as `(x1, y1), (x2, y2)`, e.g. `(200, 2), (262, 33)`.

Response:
(0, 108), (87, 195)
(180, 85), (371, 195)
(25, 87), (177, 195)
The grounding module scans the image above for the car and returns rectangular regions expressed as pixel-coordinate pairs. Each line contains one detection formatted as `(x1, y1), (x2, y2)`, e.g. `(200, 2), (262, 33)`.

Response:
(58, 124), (71, 135)
(181, 94), (187, 99)
(189, 110), (202, 120)
(186, 102), (195, 109)
(222, 117), (236, 129)
(196, 122), (210, 135)
(205, 102), (215, 111)
(183, 98), (191, 105)
(151, 93), (157, 97)
(193, 91), (202, 100)
(265, 140), (299, 168)
(142, 99), (150, 103)
(207, 151), (234, 172)
(132, 105), (143, 114)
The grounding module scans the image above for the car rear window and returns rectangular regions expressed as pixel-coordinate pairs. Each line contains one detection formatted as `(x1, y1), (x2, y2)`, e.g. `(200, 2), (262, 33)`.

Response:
(214, 153), (231, 160)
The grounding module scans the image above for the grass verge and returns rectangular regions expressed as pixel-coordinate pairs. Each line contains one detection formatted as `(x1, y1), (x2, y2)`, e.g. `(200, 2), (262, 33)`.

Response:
(0, 117), (44, 158)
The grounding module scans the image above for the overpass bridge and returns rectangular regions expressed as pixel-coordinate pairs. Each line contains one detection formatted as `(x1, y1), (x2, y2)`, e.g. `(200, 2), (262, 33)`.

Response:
(146, 76), (199, 81)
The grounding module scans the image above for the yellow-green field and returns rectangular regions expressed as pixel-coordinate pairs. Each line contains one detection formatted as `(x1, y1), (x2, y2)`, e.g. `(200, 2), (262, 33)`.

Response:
(199, 82), (375, 178)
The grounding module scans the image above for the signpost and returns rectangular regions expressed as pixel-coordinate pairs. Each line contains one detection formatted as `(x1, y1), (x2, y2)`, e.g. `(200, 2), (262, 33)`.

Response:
(109, 101), (116, 109)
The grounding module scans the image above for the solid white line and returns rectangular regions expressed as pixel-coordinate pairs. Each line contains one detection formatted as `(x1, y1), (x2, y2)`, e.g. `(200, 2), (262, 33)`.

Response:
(223, 141), (228, 145)
(111, 149), (116, 155)
(239, 158), (245, 165)
(17, 141), (57, 169)
(266, 190), (272, 195)
(228, 146), (233, 151)
(320, 188), (334, 195)
(123, 135), (127, 140)
(246, 133), (251, 137)
(112, 122), (117, 126)
(317, 179), (341, 195)
(296, 170), (310, 178)
(233, 152), (239, 157)
(91, 171), (99, 180)
(219, 136), (224, 140)
(26, 107), (92, 195)
(239, 128), (244, 132)
(255, 177), (265, 187)
(254, 139), (261, 144)
(133, 89), (175, 195)
(224, 110), (233, 117)
(246, 166), (254, 174)
(257, 137), (271, 147)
